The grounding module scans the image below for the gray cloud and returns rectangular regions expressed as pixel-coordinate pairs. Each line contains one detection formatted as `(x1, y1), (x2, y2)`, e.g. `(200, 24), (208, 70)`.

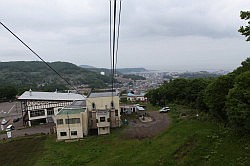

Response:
(0, 0), (250, 71)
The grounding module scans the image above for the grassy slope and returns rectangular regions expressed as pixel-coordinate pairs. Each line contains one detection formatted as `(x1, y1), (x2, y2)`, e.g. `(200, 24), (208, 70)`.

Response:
(36, 105), (250, 166)
(1, 105), (249, 166)
(0, 136), (46, 166)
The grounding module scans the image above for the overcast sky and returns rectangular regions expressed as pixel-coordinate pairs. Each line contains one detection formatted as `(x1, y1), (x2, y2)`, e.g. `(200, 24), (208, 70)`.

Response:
(0, 0), (249, 71)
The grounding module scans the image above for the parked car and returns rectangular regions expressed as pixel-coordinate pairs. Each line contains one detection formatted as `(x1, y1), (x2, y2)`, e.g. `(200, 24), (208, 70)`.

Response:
(6, 124), (15, 132)
(159, 107), (170, 113)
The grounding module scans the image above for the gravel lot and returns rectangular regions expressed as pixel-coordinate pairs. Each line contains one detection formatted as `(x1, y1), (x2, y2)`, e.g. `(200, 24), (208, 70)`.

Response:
(122, 111), (170, 139)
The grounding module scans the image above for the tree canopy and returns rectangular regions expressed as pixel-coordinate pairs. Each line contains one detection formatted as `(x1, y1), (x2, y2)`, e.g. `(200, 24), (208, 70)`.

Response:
(238, 11), (250, 41)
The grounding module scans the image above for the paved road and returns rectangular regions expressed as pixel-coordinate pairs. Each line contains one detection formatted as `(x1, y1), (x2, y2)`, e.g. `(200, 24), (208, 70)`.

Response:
(0, 101), (22, 117)
(0, 123), (55, 140)
(0, 102), (23, 135)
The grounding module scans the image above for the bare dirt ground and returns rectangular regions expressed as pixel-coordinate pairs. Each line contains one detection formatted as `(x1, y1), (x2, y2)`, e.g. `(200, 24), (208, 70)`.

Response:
(122, 111), (170, 139)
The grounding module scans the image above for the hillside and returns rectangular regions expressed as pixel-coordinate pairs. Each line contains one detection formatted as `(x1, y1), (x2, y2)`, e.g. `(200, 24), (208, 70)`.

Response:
(0, 61), (112, 90)
(79, 65), (96, 69)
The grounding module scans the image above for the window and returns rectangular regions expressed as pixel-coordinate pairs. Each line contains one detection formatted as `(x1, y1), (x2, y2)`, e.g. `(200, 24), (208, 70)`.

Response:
(30, 110), (45, 117)
(111, 101), (114, 108)
(60, 132), (67, 136)
(57, 119), (63, 125)
(92, 102), (96, 110)
(71, 131), (77, 136)
(47, 108), (54, 115)
(115, 110), (118, 116)
(100, 117), (105, 122)
(65, 118), (80, 124)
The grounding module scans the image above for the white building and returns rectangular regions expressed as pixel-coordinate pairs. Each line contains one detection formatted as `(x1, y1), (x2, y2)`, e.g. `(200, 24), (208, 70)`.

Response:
(18, 90), (85, 126)
(126, 92), (147, 102)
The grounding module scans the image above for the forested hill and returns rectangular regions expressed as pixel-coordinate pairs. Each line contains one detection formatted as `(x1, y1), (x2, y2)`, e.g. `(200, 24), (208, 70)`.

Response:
(0, 61), (111, 90)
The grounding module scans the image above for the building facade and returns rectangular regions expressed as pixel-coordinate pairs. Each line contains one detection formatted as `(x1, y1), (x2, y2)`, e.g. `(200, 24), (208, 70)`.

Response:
(56, 101), (88, 140)
(18, 90), (85, 126)
(126, 92), (147, 102)
(87, 92), (121, 135)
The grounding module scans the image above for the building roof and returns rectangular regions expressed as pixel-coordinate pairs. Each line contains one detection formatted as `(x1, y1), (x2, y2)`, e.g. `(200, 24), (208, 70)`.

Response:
(57, 108), (86, 115)
(18, 91), (85, 101)
(127, 92), (145, 97)
(136, 106), (145, 111)
(127, 92), (135, 96)
(88, 92), (118, 98)
(65, 100), (86, 108)
(57, 100), (87, 115)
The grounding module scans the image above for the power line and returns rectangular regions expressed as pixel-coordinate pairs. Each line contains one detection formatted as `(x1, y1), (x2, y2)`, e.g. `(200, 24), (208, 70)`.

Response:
(0, 21), (79, 93)
(109, 0), (113, 79)
(110, 0), (122, 99)
(115, 0), (122, 76)
(111, 0), (117, 100)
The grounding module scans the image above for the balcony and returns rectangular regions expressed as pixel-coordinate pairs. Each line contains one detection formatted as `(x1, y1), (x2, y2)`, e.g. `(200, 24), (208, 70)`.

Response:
(97, 122), (110, 128)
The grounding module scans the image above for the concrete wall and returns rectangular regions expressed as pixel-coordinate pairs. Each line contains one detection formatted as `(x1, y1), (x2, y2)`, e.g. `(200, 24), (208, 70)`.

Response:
(87, 96), (121, 129)
(56, 112), (88, 140)
(86, 96), (120, 110)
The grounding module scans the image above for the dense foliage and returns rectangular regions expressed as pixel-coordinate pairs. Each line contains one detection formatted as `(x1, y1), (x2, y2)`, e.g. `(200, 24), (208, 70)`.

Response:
(238, 11), (250, 41)
(146, 78), (212, 108)
(146, 58), (250, 134)
(0, 85), (18, 101)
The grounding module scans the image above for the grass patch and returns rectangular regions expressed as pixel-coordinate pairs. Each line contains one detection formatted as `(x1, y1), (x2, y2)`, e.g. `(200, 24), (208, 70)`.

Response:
(0, 130), (6, 134)
(0, 135), (46, 166)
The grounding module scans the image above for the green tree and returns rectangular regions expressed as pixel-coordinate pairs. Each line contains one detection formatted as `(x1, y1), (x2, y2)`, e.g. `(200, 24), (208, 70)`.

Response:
(0, 86), (18, 101)
(226, 71), (250, 133)
(204, 74), (235, 121)
(238, 11), (250, 41)
(233, 57), (250, 75)
(146, 89), (162, 106)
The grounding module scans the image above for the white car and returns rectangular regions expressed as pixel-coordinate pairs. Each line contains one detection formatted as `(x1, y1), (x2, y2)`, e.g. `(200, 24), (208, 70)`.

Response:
(6, 124), (15, 132)
(159, 107), (170, 113)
